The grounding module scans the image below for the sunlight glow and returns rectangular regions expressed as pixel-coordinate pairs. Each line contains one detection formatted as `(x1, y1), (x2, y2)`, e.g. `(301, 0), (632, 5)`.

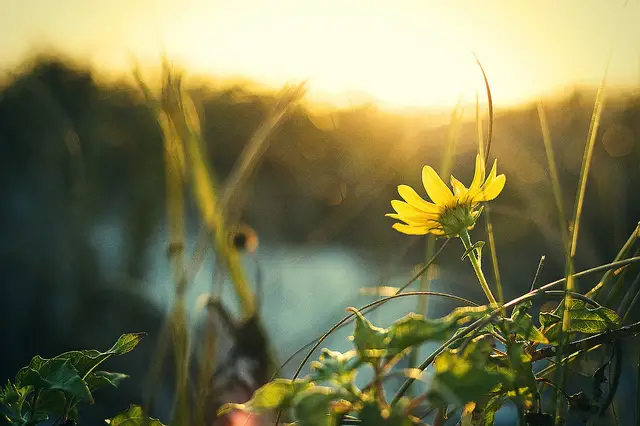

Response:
(163, 2), (481, 108)
(2, 0), (639, 110)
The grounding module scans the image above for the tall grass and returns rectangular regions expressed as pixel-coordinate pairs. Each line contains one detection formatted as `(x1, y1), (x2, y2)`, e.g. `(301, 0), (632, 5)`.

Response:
(132, 61), (304, 425)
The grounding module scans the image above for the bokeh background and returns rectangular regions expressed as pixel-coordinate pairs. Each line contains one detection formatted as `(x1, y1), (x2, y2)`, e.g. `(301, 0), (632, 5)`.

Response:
(1, 1), (640, 425)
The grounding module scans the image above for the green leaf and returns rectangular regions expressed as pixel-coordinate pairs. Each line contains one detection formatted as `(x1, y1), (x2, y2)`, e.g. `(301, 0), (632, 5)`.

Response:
(105, 405), (165, 425)
(18, 359), (93, 404)
(86, 372), (129, 392)
(349, 308), (389, 361)
(482, 395), (504, 426)
(293, 387), (336, 426)
(109, 333), (147, 356)
(34, 389), (69, 418)
(539, 300), (620, 343)
(358, 398), (418, 425)
(506, 343), (537, 409)
(218, 379), (313, 416)
(387, 306), (493, 353)
(57, 333), (145, 378)
(505, 302), (548, 344)
(0, 381), (33, 424)
(16, 333), (145, 386)
(428, 336), (511, 406)
(461, 241), (485, 261)
(309, 349), (359, 385)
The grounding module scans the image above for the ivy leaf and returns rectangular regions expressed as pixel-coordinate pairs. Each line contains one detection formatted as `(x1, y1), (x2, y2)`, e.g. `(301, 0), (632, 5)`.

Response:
(387, 306), (493, 354)
(539, 300), (620, 344)
(428, 336), (511, 406)
(505, 302), (548, 344)
(85, 372), (129, 392)
(105, 405), (165, 425)
(293, 387), (336, 426)
(16, 333), (145, 388)
(18, 359), (93, 404)
(218, 379), (313, 416)
(55, 333), (145, 378)
(349, 308), (389, 361)
(309, 349), (359, 385)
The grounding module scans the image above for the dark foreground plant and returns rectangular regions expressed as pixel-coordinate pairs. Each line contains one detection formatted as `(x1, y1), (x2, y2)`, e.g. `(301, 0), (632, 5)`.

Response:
(0, 333), (153, 425)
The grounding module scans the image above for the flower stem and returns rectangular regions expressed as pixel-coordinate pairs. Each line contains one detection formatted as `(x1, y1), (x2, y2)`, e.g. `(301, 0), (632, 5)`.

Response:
(459, 229), (497, 305)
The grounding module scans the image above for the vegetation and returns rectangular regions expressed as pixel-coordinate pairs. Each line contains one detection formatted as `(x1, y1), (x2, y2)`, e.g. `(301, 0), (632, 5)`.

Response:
(1, 55), (640, 425)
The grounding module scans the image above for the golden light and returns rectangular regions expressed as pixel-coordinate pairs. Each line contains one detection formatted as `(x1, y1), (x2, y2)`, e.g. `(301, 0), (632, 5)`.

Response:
(82, 0), (639, 111)
(119, 0), (528, 110)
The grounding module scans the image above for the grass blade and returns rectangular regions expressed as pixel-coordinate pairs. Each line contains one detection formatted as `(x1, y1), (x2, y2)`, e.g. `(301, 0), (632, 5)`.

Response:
(554, 67), (608, 424)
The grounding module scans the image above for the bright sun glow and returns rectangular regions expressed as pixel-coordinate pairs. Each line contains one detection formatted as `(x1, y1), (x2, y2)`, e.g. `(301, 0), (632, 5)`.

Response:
(3, 0), (638, 110)
(121, 0), (547, 109)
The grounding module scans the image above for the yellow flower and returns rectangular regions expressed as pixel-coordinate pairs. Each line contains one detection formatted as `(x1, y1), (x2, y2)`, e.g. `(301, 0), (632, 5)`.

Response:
(387, 154), (506, 237)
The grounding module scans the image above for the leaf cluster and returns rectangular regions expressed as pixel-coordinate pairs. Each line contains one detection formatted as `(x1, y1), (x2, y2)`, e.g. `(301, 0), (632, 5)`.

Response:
(219, 298), (623, 425)
(1, 333), (145, 425)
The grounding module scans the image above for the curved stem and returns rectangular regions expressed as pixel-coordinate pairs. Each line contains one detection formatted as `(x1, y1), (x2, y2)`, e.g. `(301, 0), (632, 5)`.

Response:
(459, 228), (497, 305)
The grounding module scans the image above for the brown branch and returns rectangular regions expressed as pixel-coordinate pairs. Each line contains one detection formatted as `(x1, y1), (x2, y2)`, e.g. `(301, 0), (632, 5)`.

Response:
(532, 320), (640, 362)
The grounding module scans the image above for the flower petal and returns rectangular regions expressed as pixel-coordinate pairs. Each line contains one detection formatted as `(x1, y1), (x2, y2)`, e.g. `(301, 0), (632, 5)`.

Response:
(430, 228), (446, 236)
(469, 154), (486, 192)
(422, 166), (454, 206)
(390, 200), (438, 219)
(475, 174), (506, 201)
(450, 176), (468, 198)
(397, 185), (440, 214)
(386, 213), (438, 227)
(392, 223), (433, 235)
(485, 159), (498, 183)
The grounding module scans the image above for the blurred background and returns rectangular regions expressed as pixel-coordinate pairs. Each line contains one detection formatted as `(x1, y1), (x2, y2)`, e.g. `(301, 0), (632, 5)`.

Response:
(1, 0), (640, 425)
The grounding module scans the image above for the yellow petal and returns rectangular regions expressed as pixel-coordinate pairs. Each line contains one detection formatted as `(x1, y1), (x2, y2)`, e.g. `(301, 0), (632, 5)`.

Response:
(429, 228), (446, 236)
(450, 176), (468, 198)
(475, 174), (506, 201)
(469, 154), (486, 192)
(386, 213), (438, 227)
(397, 185), (441, 214)
(392, 223), (433, 235)
(422, 166), (454, 206)
(485, 159), (498, 183)
(390, 200), (437, 219)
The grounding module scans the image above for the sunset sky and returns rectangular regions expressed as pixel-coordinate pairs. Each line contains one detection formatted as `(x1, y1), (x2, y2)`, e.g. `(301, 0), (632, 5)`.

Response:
(1, 0), (639, 109)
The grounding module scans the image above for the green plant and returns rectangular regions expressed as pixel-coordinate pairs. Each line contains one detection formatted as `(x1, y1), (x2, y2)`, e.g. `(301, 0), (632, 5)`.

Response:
(217, 153), (639, 424)
(0, 333), (146, 425)
(216, 61), (640, 425)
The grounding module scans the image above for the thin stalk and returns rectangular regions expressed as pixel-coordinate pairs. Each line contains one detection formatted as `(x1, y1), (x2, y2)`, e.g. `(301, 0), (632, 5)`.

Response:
(475, 62), (503, 305)
(459, 228), (497, 305)
(555, 73), (607, 425)
(537, 100), (570, 253)
(619, 269), (640, 319)
(587, 222), (640, 299)
(483, 207), (503, 304)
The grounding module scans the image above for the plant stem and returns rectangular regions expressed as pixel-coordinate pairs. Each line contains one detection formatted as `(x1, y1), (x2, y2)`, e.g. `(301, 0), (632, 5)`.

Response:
(459, 228), (497, 305)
